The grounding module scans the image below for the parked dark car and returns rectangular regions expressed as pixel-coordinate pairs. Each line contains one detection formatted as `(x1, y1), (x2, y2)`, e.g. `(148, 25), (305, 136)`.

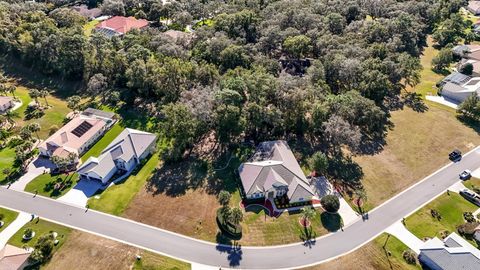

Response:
(460, 189), (480, 207)
(459, 170), (472, 180)
(449, 149), (462, 161)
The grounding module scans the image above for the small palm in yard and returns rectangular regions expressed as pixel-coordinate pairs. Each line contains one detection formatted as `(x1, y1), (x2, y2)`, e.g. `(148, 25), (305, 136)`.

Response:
(301, 207), (316, 227)
(229, 207), (244, 226)
(354, 189), (368, 213)
(218, 190), (231, 207)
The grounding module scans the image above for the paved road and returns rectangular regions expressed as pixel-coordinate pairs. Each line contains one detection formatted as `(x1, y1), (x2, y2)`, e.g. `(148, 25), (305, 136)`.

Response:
(1, 147), (480, 269)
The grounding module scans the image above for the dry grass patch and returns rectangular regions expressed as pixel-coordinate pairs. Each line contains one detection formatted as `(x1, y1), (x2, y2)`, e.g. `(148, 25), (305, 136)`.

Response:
(304, 234), (419, 270)
(43, 230), (189, 270)
(353, 106), (480, 210)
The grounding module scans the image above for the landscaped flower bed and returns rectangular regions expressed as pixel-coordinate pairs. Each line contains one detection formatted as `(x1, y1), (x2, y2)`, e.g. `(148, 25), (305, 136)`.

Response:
(274, 195), (312, 209)
(216, 208), (242, 239)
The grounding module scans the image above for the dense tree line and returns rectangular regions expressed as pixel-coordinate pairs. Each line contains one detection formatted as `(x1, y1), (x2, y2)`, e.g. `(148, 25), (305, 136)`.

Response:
(0, 0), (466, 168)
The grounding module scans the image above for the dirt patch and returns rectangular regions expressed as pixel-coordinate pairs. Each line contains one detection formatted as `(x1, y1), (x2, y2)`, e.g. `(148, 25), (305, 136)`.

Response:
(124, 187), (221, 242)
(43, 231), (138, 270)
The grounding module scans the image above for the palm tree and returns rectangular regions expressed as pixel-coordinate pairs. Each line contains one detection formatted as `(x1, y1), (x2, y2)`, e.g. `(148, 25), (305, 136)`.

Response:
(39, 90), (49, 107)
(27, 123), (41, 141)
(7, 85), (16, 98)
(301, 206), (316, 227)
(354, 189), (368, 213)
(218, 190), (231, 207)
(29, 89), (40, 105)
(229, 207), (244, 226)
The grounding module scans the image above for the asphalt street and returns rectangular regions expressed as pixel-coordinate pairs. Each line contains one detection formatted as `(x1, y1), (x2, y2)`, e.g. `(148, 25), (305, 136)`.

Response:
(1, 147), (480, 269)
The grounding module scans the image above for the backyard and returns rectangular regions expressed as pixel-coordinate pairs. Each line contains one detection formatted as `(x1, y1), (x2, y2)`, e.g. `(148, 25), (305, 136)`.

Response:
(80, 124), (124, 162)
(0, 207), (18, 233)
(405, 192), (478, 244)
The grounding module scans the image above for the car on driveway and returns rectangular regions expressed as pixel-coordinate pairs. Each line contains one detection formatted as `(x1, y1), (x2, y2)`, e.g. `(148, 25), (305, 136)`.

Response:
(459, 170), (472, 180)
(449, 149), (462, 161)
(460, 189), (480, 206)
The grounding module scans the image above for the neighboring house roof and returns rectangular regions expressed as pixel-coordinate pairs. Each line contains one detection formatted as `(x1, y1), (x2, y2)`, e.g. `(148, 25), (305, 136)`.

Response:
(38, 115), (106, 157)
(0, 244), (31, 270)
(442, 72), (471, 85)
(0, 96), (13, 107)
(71, 4), (102, 19)
(238, 140), (315, 200)
(77, 128), (157, 179)
(459, 58), (480, 74)
(419, 232), (480, 270)
(469, 1), (480, 13)
(81, 108), (115, 120)
(95, 16), (149, 36)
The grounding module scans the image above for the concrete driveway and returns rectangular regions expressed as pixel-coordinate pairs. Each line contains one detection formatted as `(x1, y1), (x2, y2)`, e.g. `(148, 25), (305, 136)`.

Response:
(9, 157), (55, 191)
(58, 179), (103, 207)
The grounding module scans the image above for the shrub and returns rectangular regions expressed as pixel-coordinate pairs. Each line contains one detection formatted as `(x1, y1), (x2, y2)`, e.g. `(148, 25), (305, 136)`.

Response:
(439, 230), (450, 239)
(49, 125), (59, 136)
(24, 228), (33, 238)
(321, 195), (340, 213)
(457, 222), (480, 236)
(402, 249), (417, 265)
(0, 213), (4, 220)
(463, 212), (475, 223)
(430, 209), (441, 220)
(29, 233), (55, 264)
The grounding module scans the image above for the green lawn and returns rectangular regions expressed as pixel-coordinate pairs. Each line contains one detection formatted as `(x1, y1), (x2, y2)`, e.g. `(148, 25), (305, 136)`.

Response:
(8, 219), (71, 250)
(25, 173), (79, 198)
(405, 192), (478, 241)
(88, 154), (160, 215)
(372, 234), (421, 270)
(133, 251), (190, 270)
(81, 124), (124, 162)
(83, 19), (100, 36)
(0, 146), (16, 183)
(406, 36), (443, 97)
(0, 207), (18, 233)
(463, 177), (480, 191)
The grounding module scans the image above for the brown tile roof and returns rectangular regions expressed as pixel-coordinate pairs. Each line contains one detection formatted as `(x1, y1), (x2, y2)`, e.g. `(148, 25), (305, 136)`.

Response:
(0, 244), (30, 270)
(95, 16), (149, 35)
(0, 96), (13, 107)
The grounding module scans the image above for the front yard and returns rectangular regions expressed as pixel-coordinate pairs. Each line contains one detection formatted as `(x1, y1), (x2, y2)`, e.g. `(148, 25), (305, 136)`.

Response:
(8, 219), (71, 250)
(0, 146), (16, 183)
(88, 154), (161, 215)
(0, 207), (18, 233)
(306, 233), (420, 270)
(405, 192), (478, 243)
(25, 173), (79, 198)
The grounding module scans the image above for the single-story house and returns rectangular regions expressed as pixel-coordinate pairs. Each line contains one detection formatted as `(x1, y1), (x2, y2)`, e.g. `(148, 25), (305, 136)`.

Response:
(38, 111), (114, 161)
(453, 45), (480, 75)
(238, 140), (315, 203)
(0, 244), (31, 270)
(440, 73), (480, 103)
(77, 128), (157, 184)
(95, 16), (149, 37)
(0, 96), (14, 114)
(468, 1), (480, 15)
(419, 232), (480, 270)
(474, 224), (480, 242)
(71, 4), (102, 20)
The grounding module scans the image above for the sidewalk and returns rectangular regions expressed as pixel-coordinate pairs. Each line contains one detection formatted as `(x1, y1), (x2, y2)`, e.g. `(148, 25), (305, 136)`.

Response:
(385, 221), (424, 254)
(0, 212), (31, 247)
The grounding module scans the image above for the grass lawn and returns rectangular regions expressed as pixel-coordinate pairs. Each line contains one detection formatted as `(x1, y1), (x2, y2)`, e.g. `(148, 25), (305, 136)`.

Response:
(133, 251), (190, 270)
(463, 177), (480, 191)
(81, 124), (124, 162)
(405, 192), (478, 242)
(406, 36), (443, 97)
(8, 219), (71, 250)
(240, 206), (331, 246)
(0, 146), (16, 183)
(25, 173), (79, 198)
(83, 19), (100, 36)
(88, 154), (160, 215)
(306, 233), (420, 270)
(0, 207), (18, 233)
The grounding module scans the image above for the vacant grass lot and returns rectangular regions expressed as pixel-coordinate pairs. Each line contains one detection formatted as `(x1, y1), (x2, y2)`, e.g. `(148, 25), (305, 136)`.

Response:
(89, 154), (160, 215)
(0, 207), (18, 233)
(25, 173), (79, 198)
(306, 233), (419, 270)
(8, 219), (71, 250)
(405, 192), (477, 242)
(0, 146), (15, 182)
(354, 106), (480, 210)
(44, 230), (190, 270)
